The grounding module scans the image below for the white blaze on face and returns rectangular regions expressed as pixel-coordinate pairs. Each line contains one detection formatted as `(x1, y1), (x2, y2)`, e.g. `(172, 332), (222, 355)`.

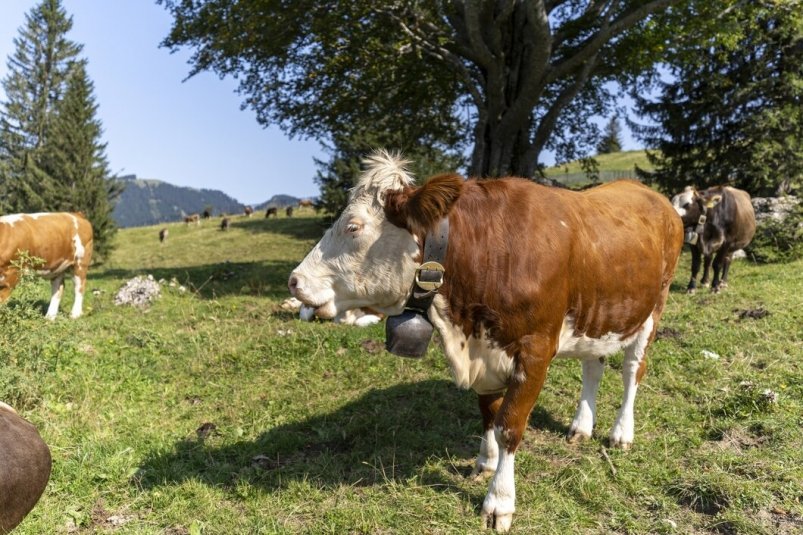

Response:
(671, 186), (695, 217)
(288, 151), (421, 318)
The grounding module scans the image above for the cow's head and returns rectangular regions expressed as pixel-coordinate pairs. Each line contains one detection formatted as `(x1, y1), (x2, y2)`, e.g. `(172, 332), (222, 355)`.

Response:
(288, 150), (462, 319)
(672, 186), (725, 227)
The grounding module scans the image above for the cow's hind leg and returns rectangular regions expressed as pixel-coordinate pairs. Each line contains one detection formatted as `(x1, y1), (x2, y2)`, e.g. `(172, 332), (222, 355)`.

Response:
(472, 393), (503, 479)
(70, 238), (93, 319)
(568, 357), (606, 443)
(610, 316), (654, 449)
(710, 249), (730, 292)
(45, 275), (65, 320)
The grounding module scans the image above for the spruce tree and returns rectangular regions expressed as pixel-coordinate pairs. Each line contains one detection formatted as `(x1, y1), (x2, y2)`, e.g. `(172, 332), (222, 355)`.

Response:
(597, 116), (623, 155)
(632, 1), (803, 195)
(0, 0), (82, 211)
(44, 60), (122, 260)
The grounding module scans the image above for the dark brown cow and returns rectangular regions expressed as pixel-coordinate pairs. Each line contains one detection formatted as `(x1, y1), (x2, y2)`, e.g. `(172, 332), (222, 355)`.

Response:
(265, 207), (278, 218)
(202, 209), (212, 219)
(285, 206), (294, 217)
(220, 217), (230, 231)
(671, 185), (756, 293)
(288, 151), (683, 531)
(0, 401), (51, 533)
(159, 227), (168, 243)
(244, 206), (254, 217)
(0, 212), (93, 319)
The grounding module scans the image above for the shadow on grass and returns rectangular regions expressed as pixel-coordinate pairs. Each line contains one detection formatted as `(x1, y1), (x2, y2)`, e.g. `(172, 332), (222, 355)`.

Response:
(136, 380), (568, 495)
(89, 259), (298, 300)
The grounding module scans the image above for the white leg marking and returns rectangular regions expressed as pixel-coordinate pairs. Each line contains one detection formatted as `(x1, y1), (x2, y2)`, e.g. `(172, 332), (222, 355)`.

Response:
(481, 431), (515, 532)
(46, 275), (65, 320)
(70, 275), (84, 319)
(471, 427), (499, 479)
(568, 358), (606, 441)
(610, 316), (653, 448)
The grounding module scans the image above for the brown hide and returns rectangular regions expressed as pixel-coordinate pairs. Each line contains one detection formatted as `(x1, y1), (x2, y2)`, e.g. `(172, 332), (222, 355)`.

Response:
(0, 404), (51, 534)
(0, 213), (93, 302)
(386, 177), (683, 349)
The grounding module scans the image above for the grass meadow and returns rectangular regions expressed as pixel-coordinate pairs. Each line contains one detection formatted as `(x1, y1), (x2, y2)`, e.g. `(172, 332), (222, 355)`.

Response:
(1, 210), (801, 534)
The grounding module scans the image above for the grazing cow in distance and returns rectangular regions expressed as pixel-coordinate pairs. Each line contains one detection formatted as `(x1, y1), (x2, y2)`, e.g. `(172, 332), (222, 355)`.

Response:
(288, 150), (683, 532)
(184, 214), (200, 225)
(0, 401), (51, 533)
(298, 199), (314, 209)
(672, 185), (756, 293)
(285, 206), (294, 217)
(265, 207), (278, 218)
(0, 212), (94, 319)
(244, 206), (254, 217)
(202, 209), (212, 219)
(159, 227), (168, 243)
(220, 217), (230, 231)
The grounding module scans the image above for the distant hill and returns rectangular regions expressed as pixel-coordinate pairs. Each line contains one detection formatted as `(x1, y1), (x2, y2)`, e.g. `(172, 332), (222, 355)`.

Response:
(543, 150), (654, 187)
(112, 175), (245, 228)
(254, 194), (304, 211)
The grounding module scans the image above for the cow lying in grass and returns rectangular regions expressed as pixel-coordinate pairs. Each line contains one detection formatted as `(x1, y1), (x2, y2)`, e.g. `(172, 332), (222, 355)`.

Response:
(0, 401), (51, 533)
(0, 212), (93, 319)
(289, 150), (682, 531)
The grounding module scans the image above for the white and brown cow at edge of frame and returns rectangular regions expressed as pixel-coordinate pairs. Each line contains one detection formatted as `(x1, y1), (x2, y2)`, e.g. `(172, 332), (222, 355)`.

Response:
(671, 185), (756, 293)
(288, 150), (683, 531)
(0, 212), (93, 319)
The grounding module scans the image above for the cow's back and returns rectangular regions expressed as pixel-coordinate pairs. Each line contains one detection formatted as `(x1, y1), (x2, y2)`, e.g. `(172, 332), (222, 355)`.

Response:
(721, 187), (756, 251)
(0, 213), (92, 271)
(442, 179), (682, 344)
(0, 403), (51, 533)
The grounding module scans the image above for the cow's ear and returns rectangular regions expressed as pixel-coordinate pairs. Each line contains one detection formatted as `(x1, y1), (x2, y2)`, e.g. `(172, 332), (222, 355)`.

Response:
(705, 194), (723, 208)
(384, 173), (464, 233)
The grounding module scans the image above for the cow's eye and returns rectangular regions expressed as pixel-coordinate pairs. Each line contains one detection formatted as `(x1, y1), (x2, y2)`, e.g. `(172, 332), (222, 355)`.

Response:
(345, 221), (363, 235)
(682, 202), (691, 209)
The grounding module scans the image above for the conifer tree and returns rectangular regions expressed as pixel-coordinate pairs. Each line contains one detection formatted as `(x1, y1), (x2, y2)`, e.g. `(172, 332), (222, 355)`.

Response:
(0, 0), (81, 210)
(597, 116), (623, 154)
(43, 60), (122, 260)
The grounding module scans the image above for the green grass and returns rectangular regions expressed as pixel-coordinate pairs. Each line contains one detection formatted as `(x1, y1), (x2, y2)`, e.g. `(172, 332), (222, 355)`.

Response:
(544, 150), (654, 187)
(3, 209), (802, 534)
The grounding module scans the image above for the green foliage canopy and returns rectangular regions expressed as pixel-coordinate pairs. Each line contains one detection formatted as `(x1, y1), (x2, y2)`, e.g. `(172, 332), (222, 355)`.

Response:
(159, 0), (678, 179)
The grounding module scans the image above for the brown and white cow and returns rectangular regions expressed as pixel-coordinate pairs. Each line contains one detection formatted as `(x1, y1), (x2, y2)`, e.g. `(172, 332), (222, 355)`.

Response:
(0, 401), (51, 533)
(0, 212), (93, 319)
(184, 213), (200, 225)
(671, 185), (756, 293)
(288, 151), (683, 531)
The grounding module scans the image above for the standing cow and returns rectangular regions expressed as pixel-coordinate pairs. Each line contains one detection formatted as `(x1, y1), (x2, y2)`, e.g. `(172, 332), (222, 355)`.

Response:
(265, 207), (278, 218)
(0, 401), (51, 533)
(671, 185), (756, 293)
(0, 212), (93, 319)
(289, 150), (682, 532)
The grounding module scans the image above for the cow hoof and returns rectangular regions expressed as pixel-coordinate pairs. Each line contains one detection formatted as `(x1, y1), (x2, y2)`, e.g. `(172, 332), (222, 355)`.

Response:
(686, 288), (696, 295)
(609, 438), (632, 450)
(482, 511), (513, 532)
(566, 428), (592, 444)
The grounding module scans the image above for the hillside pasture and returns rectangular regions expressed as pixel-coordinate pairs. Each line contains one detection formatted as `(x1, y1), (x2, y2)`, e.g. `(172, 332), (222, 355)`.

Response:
(1, 212), (801, 534)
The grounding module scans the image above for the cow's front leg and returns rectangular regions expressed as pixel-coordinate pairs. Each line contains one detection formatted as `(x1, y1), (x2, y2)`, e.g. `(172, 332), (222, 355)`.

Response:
(699, 254), (713, 288)
(568, 357), (605, 442)
(46, 275), (65, 320)
(482, 337), (552, 532)
(687, 246), (701, 293)
(472, 393), (503, 479)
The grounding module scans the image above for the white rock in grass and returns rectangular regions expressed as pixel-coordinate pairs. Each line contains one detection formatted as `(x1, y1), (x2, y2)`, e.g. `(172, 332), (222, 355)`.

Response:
(701, 350), (720, 360)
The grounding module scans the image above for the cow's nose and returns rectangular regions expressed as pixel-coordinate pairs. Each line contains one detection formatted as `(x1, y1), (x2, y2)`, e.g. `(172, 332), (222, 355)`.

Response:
(288, 274), (299, 296)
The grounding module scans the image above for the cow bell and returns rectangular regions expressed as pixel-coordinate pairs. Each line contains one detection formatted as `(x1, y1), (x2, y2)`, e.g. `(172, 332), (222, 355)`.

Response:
(385, 309), (434, 358)
(685, 229), (699, 245)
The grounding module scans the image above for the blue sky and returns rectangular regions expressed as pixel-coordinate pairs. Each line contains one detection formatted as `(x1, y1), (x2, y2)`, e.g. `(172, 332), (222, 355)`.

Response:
(0, 0), (323, 205)
(1, 1), (642, 205)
